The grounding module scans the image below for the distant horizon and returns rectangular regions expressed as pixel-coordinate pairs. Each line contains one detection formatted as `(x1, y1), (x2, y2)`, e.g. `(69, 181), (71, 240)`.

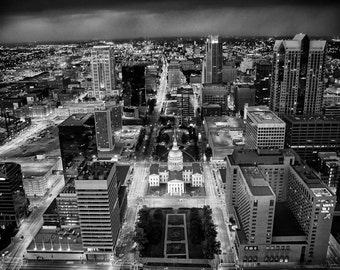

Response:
(1, 34), (339, 46)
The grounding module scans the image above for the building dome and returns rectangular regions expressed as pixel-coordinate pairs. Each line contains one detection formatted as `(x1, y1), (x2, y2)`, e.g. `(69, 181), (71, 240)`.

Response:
(168, 133), (183, 171)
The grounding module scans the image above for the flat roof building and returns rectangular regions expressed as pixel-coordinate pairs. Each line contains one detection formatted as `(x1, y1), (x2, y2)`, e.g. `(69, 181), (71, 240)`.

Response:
(283, 115), (340, 165)
(245, 106), (286, 150)
(75, 162), (121, 261)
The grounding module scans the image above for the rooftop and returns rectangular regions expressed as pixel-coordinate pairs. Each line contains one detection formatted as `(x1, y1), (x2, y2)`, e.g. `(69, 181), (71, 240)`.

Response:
(27, 228), (83, 252)
(229, 149), (297, 166)
(204, 116), (245, 131)
(292, 165), (334, 194)
(59, 113), (93, 127)
(247, 107), (284, 125)
(77, 162), (114, 181)
(283, 114), (340, 123)
(273, 202), (306, 237)
(240, 166), (274, 197)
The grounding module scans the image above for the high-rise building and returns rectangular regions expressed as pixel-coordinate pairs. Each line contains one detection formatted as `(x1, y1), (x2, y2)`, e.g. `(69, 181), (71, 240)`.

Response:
(204, 35), (223, 84)
(255, 61), (272, 106)
(245, 106), (286, 150)
(287, 165), (335, 263)
(91, 46), (116, 100)
(75, 162), (121, 261)
(283, 115), (340, 165)
(94, 104), (122, 152)
(234, 84), (256, 113)
(316, 152), (340, 204)
(202, 84), (228, 114)
(122, 64), (147, 106)
(58, 114), (97, 181)
(235, 166), (276, 245)
(174, 88), (194, 123)
(270, 34), (326, 116)
(0, 162), (28, 228)
(226, 149), (336, 265)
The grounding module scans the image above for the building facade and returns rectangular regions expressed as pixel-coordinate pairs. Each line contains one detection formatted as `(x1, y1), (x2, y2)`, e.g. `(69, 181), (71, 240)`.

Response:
(94, 104), (122, 152)
(202, 84), (229, 114)
(91, 46), (116, 100)
(283, 115), (340, 165)
(226, 149), (335, 265)
(245, 107), (286, 150)
(148, 135), (203, 195)
(58, 114), (97, 182)
(0, 162), (28, 228)
(75, 162), (121, 261)
(204, 35), (223, 84)
(270, 34), (326, 116)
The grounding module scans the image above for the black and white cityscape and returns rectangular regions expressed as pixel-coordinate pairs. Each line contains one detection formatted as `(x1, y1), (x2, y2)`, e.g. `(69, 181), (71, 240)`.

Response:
(0, 1), (340, 270)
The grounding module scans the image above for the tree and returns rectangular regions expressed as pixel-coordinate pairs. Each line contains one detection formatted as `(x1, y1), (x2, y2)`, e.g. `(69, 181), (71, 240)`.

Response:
(153, 209), (163, 220)
(181, 133), (188, 144)
(133, 227), (149, 253)
(205, 147), (213, 162)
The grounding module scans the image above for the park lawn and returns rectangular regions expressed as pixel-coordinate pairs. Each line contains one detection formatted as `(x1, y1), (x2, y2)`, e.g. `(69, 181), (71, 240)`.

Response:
(178, 208), (204, 259)
(167, 227), (185, 241)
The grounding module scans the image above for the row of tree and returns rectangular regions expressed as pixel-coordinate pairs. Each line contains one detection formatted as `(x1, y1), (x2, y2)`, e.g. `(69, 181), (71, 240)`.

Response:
(133, 207), (164, 256)
(201, 206), (221, 260)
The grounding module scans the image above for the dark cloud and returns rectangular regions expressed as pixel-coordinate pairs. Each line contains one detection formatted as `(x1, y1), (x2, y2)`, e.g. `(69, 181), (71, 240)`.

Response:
(0, 1), (339, 43)
(0, 0), (339, 15)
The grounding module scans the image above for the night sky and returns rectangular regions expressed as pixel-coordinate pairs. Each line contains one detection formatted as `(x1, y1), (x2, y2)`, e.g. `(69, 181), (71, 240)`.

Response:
(0, 0), (339, 43)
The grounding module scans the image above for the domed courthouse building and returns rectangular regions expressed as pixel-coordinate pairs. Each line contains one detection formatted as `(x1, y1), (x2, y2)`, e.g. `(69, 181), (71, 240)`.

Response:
(148, 135), (203, 196)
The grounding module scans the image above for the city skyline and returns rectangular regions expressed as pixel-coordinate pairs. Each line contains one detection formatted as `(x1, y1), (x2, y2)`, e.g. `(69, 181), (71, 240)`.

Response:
(0, 0), (340, 43)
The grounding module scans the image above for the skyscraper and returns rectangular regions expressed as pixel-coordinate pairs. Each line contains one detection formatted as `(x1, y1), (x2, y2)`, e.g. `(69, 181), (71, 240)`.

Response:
(270, 34), (326, 116)
(58, 114), (97, 181)
(91, 46), (116, 100)
(0, 162), (28, 228)
(75, 162), (121, 261)
(94, 104), (122, 152)
(204, 35), (223, 84)
(226, 150), (336, 265)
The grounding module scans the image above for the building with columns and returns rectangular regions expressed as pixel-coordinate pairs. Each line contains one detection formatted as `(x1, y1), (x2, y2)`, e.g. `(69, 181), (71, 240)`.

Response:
(148, 134), (203, 196)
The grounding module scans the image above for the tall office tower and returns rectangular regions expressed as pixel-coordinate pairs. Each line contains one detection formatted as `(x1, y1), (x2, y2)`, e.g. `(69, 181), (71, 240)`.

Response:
(234, 84), (256, 113)
(245, 106), (286, 150)
(226, 149), (336, 265)
(287, 165), (335, 263)
(122, 64), (147, 106)
(255, 61), (272, 106)
(75, 162), (121, 261)
(204, 35), (223, 84)
(58, 114), (97, 181)
(94, 104), (122, 152)
(270, 34), (326, 116)
(235, 166), (276, 245)
(0, 163), (27, 228)
(91, 46), (116, 100)
(226, 149), (296, 215)
(283, 115), (340, 165)
(202, 84), (228, 114)
(175, 88), (194, 123)
(317, 152), (340, 204)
